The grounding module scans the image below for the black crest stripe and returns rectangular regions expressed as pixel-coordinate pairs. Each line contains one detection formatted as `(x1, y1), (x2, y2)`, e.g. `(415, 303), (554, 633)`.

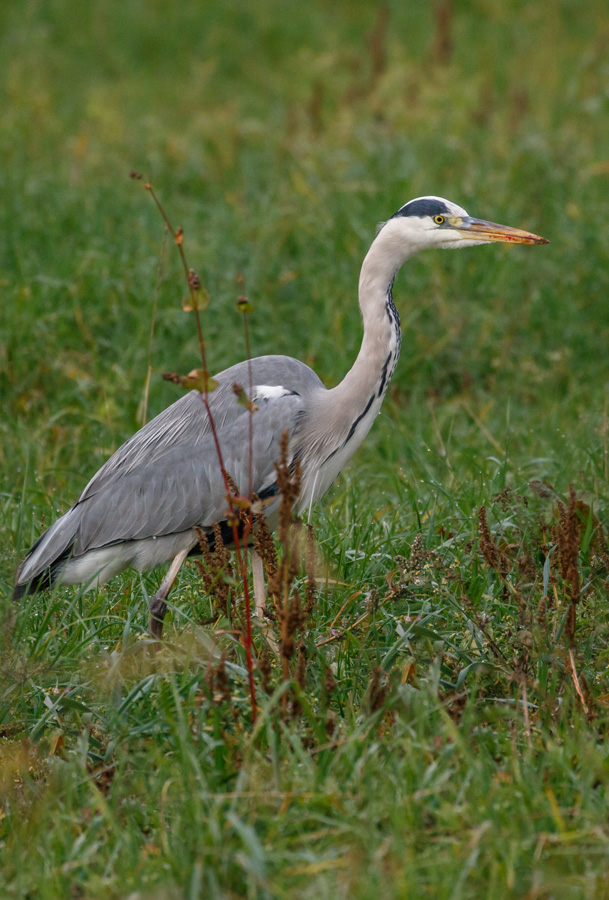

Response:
(392, 198), (450, 219)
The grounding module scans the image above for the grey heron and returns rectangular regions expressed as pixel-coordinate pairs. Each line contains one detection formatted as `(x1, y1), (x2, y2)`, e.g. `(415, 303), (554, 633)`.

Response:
(14, 196), (548, 636)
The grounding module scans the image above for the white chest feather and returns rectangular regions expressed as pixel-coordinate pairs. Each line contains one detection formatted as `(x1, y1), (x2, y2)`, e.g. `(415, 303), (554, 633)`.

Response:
(297, 282), (402, 514)
(298, 391), (385, 513)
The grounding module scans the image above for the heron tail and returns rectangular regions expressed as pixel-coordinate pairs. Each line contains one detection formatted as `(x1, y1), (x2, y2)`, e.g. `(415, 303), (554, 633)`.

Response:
(13, 506), (82, 599)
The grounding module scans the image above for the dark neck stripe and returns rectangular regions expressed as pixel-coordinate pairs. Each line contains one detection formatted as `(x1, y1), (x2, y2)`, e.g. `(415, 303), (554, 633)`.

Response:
(386, 284), (402, 354)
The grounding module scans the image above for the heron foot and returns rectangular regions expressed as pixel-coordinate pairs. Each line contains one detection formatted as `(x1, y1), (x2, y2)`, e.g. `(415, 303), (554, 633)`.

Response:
(149, 595), (167, 641)
(147, 546), (193, 645)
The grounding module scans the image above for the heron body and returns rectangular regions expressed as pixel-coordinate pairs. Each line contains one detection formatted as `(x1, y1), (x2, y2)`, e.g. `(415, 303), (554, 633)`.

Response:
(15, 196), (547, 632)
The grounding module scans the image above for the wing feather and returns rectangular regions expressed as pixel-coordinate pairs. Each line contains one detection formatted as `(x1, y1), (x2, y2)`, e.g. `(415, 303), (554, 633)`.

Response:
(74, 395), (303, 549)
(17, 355), (323, 586)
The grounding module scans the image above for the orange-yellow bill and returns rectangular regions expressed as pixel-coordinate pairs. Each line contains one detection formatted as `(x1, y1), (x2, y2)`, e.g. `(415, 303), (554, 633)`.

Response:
(453, 217), (549, 245)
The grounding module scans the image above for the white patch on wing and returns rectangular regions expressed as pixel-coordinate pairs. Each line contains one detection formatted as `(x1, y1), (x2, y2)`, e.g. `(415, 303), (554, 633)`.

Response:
(251, 384), (292, 401)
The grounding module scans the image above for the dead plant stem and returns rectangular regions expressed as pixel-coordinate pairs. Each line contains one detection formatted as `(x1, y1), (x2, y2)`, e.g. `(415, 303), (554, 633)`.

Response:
(137, 176), (257, 720)
(568, 647), (589, 716)
(142, 226), (167, 425)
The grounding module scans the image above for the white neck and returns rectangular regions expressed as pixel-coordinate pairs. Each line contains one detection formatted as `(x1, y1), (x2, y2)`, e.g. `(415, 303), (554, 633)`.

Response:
(332, 218), (415, 407)
(298, 220), (415, 510)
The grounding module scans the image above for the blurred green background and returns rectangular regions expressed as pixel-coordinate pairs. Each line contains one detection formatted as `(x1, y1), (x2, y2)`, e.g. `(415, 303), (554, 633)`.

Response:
(2, 0), (609, 534)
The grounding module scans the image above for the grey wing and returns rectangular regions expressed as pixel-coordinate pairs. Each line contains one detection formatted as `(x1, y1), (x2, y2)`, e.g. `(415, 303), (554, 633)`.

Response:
(69, 355), (322, 552)
(16, 354), (324, 590)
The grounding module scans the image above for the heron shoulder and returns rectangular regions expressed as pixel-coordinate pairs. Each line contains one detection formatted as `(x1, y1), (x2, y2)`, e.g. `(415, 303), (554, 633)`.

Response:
(215, 354), (325, 398)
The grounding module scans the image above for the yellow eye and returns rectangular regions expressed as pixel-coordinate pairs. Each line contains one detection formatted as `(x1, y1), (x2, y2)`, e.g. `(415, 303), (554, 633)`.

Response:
(434, 215), (445, 225)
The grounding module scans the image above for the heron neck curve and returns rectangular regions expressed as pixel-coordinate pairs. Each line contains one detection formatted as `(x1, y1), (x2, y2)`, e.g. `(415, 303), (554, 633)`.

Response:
(331, 222), (414, 406)
(296, 221), (415, 511)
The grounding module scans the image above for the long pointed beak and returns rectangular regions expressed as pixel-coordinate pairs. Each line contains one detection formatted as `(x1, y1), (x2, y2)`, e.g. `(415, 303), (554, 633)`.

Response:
(455, 217), (549, 245)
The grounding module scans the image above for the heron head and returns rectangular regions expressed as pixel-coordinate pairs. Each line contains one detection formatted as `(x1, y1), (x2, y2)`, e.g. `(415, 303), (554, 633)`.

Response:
(382, 196), (548, 252)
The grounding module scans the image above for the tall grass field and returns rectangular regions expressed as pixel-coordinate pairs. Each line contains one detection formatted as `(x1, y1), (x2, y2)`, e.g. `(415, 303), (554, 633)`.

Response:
(2, 2), (609, 897)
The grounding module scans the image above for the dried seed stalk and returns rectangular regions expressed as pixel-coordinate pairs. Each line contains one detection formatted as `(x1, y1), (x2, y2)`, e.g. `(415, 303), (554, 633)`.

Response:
(253, 497), (278, 582)
(194, 525), (234, 618)
(266, 431), (315, 708)
(366, 665), (389, 713)
(133, 174), (257, 719)
(478, 506), (509, 575)
(305, 523), (316, 615)
(324, 666), (337, 698)
(552, 485), (580, 646)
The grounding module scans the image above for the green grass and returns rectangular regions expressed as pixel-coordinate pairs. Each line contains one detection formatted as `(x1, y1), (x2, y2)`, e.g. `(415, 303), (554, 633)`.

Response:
(2, 1), (609, 897)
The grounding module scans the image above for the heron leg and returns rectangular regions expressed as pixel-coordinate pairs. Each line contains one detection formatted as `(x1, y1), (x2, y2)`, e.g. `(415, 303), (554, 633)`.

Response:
(149, 547), (191, 640)
(251, 549), (266, 618)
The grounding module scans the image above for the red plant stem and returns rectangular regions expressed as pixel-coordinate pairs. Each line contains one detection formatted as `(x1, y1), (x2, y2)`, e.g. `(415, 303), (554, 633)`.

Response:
(234, 302), (256, 714)
(243, 309), (254, 504)
(144, 184), (210, 376)
(231, 526), (256, 712)
(142, 227), (167, 425)
(142, 179), (258, 721)
(144, 186), (229, 497)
